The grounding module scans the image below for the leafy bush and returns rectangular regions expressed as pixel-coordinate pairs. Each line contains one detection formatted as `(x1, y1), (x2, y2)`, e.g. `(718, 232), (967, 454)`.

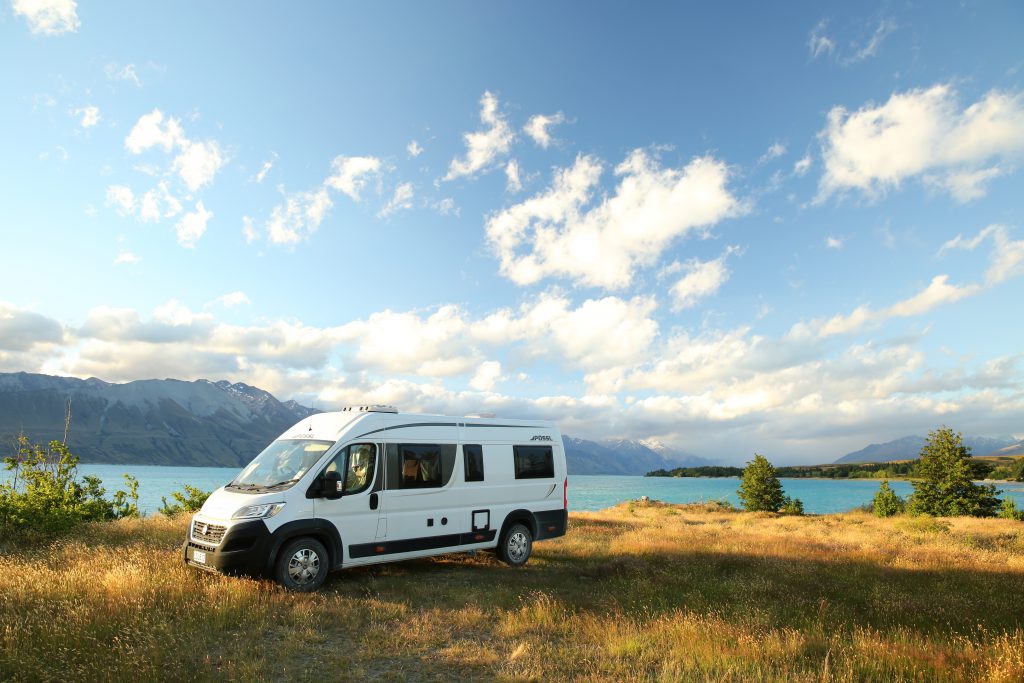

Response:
(908, 427), (1002, 517)
(0, 436), (138, 536)
(781, 496), (804, 515)
(158, 484), (211, 516)
(997, 497), (1024, 521)
(737, 454), (785, 512)
(872, 480), (905, 517)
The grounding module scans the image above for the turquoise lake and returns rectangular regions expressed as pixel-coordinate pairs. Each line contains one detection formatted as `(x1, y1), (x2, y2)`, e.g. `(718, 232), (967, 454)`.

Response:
(50, 465), (1024, 516)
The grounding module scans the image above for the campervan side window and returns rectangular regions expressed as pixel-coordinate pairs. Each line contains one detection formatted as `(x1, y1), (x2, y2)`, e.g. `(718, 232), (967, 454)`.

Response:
(513, 445), (554, 479)
(463, 444), (484, 482)
(385, 443), (457, 489)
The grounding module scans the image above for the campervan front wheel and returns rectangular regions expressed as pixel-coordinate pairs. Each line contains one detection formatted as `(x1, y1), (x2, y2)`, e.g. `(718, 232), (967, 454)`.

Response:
(499, 523), (533, 567)
(274, 537), (329, 591)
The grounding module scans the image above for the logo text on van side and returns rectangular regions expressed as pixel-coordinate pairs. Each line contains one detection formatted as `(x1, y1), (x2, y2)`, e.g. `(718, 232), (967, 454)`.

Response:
(530, 435), (553, 441)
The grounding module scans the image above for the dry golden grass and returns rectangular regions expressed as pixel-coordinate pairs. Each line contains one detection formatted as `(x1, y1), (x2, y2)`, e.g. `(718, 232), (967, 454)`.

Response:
(1, 501), (1023, 682)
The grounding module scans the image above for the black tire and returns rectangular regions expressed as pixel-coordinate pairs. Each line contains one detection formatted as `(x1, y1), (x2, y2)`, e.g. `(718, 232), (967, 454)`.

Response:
(499, 523), (533, 567)
(274, 537), (329, 591)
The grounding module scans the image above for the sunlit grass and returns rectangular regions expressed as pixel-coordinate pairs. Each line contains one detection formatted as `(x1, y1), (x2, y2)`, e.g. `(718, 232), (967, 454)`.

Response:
(1, 501), (1022, 681)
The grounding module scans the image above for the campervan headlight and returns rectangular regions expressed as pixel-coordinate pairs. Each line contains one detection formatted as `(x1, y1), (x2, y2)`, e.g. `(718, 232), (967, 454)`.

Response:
(231, 502), (285, 520)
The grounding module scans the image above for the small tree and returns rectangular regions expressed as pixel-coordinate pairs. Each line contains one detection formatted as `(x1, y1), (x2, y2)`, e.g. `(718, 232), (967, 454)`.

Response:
(738, 454), (785, 512)
(781, 496), (804, 515)
(997, 498), (1023, 521)
(908, 426), (1001, 517)
(872, 480), (904, 517)
(159, 484), (211, 516)
(1, 436), (138, 535)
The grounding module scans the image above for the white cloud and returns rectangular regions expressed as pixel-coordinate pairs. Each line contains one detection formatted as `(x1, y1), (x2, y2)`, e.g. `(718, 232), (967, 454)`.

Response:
(444, 91), (514, 181)
(486, 150), (744, 289)
(826, 236), (843, 249)
(242, 216), (258, 244)
(105, 185), (136, 215)
(668, 249), (737, 310)
(124, 109), (226, 191)
(924, 167), (1005, 204)
(407, 140), (423, 157)
(433, 198), (457, 216)
(338, 305), (478, 377)
(12, 0), (79, 35)
(505, 160), (522, 193)
(940, 224), (1024, 286)
(125, 109), (185, 154)
(113, 250), (140, 265)
(173, 140), (226, 191)
(470, 361), (504, 392)
(523, 112), (565, 149)
(809, 18), (895, 65)
(378, 182), (414, 218)
(758, 142), (786, 165)
(265, 189), (332, 245)
(793, 155), (812, 176)
(0, 302), (64, 351)
(818, 84), (1024, 202)
(73, 105), (100, 128)
(210, 291), (250, 308)
(254, 157), (275, 183)
(175, 202), (213, 248)
(139, 181), (183, 223)
(812, 275), (980, 338)
(808, 20), (835, 59)
(844, 19), (896, 65)
(105, 63), (142, 87)
(324, 155), (381, 201)
(475, 293), (658, 373)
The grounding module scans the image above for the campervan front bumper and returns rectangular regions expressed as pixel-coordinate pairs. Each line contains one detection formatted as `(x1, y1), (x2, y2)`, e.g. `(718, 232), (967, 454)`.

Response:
(183, 518), (272, 577)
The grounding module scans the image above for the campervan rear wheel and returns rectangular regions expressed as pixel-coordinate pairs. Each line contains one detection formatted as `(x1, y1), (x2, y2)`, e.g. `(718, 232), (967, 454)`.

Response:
(499, 523), (533, 566)
(275, 537), (329, 591)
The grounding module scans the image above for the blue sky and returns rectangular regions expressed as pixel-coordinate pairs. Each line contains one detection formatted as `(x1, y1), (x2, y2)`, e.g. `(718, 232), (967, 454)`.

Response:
(2, 1), (1023, 464)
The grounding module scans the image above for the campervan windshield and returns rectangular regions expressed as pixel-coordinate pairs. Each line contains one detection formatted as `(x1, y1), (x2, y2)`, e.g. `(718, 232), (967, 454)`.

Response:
(227, 439), (334, 491)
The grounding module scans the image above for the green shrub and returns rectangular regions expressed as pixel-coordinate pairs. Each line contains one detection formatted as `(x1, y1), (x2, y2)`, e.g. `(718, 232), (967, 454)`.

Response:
(158, 484), (211, 516)
(872, 480), (904, 517)
(737, 454), (785, 512)
(781, 496), (804, 515)
(909, 427), (1002, 517)
(997, 497), (1024, 521)
(0, 436), (138, 536)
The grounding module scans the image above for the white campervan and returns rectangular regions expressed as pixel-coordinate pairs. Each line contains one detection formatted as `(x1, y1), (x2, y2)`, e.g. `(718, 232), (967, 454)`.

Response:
(183, 406), (568, 590)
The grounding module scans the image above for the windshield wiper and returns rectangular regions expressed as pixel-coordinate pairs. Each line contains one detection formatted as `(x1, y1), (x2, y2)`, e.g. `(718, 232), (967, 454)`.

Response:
(261, 478), (300, 490)
(227, 483), (263, 491)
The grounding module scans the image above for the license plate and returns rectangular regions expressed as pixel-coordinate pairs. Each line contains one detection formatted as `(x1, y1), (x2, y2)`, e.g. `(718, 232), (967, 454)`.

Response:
(193, 550), (206, 564)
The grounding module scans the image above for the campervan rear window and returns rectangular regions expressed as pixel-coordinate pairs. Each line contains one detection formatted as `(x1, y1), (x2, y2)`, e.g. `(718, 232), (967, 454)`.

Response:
(463, 444), (484, 482)
(513, 445), (554, 479)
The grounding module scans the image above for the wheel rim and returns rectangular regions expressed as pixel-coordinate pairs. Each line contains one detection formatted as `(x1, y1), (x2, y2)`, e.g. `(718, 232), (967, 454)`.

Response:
(287, 548), (321, 584)
(507, 530), (529, 562)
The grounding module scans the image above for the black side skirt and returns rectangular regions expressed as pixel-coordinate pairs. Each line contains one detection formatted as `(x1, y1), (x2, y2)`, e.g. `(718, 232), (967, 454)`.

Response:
(349, 529), (497, 559)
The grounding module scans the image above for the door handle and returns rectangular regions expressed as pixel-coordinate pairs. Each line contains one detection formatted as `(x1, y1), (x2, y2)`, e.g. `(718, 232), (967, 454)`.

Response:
(369, 492), (379, 510)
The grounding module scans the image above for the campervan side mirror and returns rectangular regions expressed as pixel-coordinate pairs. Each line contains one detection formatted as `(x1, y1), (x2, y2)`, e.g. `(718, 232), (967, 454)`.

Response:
(322, 471), (343, 499)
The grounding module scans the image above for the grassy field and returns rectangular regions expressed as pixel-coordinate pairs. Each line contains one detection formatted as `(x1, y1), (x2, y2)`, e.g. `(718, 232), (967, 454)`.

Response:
(2, 501), (1023, 682)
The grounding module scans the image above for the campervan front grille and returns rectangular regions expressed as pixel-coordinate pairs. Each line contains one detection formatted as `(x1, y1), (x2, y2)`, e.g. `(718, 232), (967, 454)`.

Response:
(191, 520), (226, 546)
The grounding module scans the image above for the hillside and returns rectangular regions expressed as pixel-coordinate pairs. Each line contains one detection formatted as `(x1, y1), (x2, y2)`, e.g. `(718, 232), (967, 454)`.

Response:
(835, 434), (1018, 464)
(0, 372), (316, 467)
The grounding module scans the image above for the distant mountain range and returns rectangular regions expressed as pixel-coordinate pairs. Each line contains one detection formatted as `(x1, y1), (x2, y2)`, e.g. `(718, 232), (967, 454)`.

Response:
(561, 436), (715, 476)
(835, 434), (1022, 464)
(0, 372), (713, 474)
(0, 372), (315, 467)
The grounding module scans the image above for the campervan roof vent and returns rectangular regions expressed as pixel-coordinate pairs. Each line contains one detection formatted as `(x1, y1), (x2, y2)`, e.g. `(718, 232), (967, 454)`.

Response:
(341, 405), (398, 414)
(465, 412), (497, 418)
